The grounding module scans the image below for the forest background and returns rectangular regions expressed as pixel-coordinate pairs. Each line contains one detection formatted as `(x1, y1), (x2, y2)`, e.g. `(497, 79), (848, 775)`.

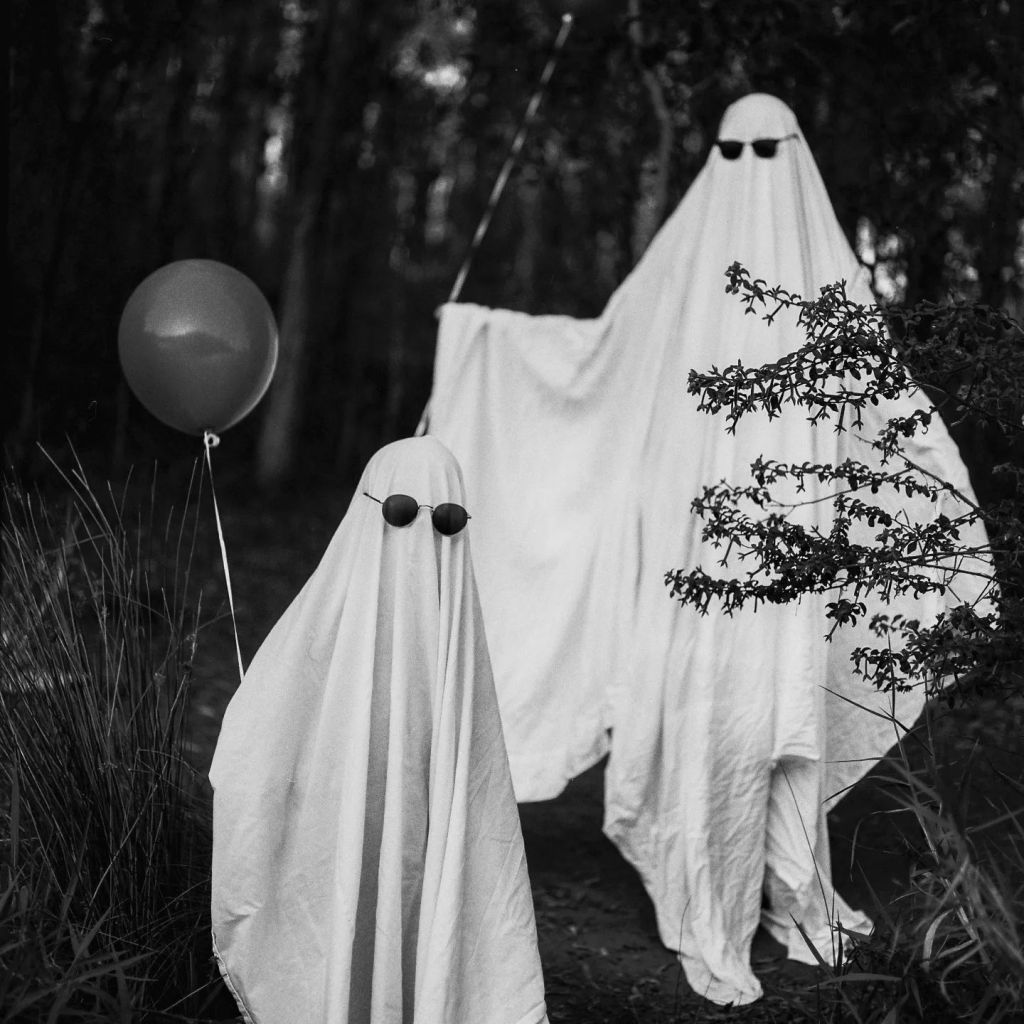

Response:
(5, 2), (1024, 1019)
(7, 0), (1023, 493)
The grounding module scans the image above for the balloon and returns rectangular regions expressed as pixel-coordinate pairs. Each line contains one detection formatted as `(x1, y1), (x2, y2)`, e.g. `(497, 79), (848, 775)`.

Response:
(118, 259), (278, 435)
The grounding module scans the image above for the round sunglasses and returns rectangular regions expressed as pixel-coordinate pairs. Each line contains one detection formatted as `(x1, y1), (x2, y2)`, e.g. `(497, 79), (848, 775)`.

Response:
(714, 133), (798, 160)
(363, 491), (471, 536)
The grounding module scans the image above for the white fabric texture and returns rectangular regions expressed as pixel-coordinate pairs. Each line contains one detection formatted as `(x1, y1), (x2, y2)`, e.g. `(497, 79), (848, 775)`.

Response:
(209, 436), (548, 1024)
(424, 93), (990, 1005)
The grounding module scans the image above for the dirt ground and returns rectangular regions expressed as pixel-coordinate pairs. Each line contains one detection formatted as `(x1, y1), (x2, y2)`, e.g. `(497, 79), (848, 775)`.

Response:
(185, 479), (1023, 1022)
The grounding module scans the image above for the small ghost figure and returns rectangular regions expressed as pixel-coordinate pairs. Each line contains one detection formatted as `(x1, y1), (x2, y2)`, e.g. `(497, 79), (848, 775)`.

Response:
(210, 436), (549, 1024)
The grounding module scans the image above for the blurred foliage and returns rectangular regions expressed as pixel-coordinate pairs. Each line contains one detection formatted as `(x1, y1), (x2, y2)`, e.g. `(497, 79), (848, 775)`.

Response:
(7, 0), (1023, 485)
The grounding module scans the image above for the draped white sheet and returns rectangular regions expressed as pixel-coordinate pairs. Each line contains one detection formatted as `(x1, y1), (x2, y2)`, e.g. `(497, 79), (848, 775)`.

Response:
(424, 94), (991, 1004)
(209, 436), (548, 1024)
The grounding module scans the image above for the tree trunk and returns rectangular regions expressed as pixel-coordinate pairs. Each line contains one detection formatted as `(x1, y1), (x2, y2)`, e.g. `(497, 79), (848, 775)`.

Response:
(628, 0), (674, 265)
(383, 168), (416, 442)
(257, 212), (317, 486)
(256, 0), (364, 488)
(512, 165), (543, 311)
(11, 6), (135, 470)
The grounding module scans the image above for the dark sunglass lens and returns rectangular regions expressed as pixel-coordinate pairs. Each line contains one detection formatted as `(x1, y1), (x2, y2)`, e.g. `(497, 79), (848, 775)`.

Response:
(752, 138), (780, 158)
(716, 140), (743, 160)
(381, 493), (419, 527)
(431, 503), (468, 536)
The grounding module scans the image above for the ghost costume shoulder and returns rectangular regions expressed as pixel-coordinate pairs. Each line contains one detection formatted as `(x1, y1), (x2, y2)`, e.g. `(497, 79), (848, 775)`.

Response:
(209, 436), (548, 1024)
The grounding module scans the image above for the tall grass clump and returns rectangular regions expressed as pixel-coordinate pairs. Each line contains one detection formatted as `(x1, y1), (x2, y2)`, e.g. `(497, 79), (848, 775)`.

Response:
(801, 710), (1024, 1023)
(0, 456), (219, 1021)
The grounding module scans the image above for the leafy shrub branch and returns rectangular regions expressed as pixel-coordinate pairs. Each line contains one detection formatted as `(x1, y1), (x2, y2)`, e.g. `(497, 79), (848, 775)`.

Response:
(665, 263), (1023, 697)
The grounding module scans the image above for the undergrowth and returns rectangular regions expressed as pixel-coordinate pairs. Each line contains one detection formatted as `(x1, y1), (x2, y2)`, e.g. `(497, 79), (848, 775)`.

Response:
(0, 455), (222, 1021)
(801, 702), (1024, 1023)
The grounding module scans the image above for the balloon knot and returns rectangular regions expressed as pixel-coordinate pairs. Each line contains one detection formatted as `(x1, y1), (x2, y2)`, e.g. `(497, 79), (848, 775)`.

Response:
(204, 430), (222, 449)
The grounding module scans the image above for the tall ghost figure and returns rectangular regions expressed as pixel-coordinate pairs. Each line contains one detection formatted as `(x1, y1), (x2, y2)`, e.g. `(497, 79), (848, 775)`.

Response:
(425, 94), (990, 1004)
(209, 437), (549, 1024)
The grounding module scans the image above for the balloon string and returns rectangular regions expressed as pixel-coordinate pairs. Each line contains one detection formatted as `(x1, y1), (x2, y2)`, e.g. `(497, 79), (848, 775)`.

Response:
(446, 13), (574, 306)
(203, 430), (245, 684)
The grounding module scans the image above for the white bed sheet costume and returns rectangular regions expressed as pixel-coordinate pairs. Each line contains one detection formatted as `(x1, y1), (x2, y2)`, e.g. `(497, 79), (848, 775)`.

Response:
(209, 436), (549, 1024)
(424, 94), (991, 1004)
